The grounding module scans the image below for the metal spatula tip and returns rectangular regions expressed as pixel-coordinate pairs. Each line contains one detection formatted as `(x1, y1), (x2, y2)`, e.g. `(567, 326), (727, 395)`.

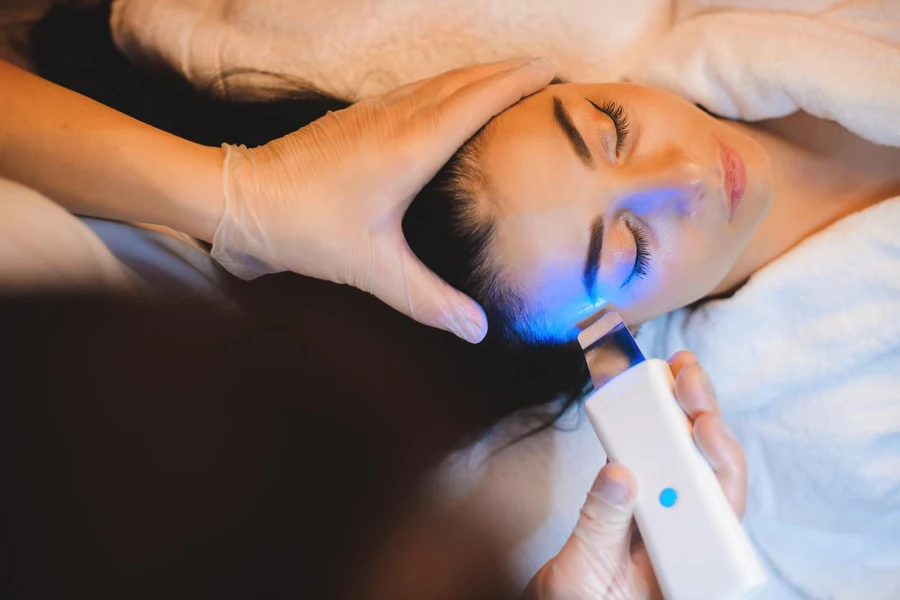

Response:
(578, 311), (626, 350)
(578, 311), (645, 388)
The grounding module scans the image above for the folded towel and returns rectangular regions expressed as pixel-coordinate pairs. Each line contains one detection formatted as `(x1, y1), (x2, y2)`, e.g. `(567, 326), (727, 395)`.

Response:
(626, 1), (900, 147)
(437, 197), (900, 599)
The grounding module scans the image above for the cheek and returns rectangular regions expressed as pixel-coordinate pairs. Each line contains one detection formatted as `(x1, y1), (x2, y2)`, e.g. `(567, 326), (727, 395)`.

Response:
(617, 225), (739, 322)
(659, 226), (738, 298)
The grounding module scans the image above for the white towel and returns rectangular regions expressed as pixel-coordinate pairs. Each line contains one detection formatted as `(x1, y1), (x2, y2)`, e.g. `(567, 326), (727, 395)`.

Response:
(108, 0), (670, 101)
(110, 0), (900, 146)
(639, 196), (900, 599)
(625, 1), (900, 147)
(437, 197), (900, 599)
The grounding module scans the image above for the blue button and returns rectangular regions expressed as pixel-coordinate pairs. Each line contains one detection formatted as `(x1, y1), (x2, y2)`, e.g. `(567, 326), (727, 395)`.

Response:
(659, 488), (678, 508)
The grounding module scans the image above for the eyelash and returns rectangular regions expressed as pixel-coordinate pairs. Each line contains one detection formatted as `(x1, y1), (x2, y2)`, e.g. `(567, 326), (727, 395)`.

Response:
(589, 99), (631, 156)
(623, 219), (652, 287)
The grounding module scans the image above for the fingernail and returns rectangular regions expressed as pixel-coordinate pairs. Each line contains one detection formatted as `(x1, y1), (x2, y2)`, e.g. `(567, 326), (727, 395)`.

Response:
(681, 352), (699, 367)
(443, 307), (486, 344)
(459, 318), (487, 344)
(442, 312), (467, 341)
(593, 469), (630, 509)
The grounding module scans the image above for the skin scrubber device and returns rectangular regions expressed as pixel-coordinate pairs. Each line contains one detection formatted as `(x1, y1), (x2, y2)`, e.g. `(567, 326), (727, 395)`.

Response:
(578, 311), (767, 600)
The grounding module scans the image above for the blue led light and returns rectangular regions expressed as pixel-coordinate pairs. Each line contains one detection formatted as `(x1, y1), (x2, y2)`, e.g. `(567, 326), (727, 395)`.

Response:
(516, 300), (609, 344)
(659, 488), (678, 508)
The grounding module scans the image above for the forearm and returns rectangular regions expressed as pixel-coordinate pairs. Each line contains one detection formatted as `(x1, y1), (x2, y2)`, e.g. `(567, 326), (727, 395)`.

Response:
(0, 59), (223, 241)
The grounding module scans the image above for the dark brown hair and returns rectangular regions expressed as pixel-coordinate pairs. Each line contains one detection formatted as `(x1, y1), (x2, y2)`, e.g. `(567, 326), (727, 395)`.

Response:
(31, 1), (591, 429)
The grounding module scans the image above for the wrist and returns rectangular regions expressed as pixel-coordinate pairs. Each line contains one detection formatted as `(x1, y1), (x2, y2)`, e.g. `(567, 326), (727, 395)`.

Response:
(166, 142), (226, 242)
(208, 142), (286, 280)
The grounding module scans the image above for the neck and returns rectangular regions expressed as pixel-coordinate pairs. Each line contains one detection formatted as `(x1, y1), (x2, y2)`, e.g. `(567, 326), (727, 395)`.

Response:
(711, 112), (900, 296)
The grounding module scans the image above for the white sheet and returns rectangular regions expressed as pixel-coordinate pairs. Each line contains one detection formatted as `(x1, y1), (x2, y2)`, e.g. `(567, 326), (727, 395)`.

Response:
(110, 0), (900, 146)
(437, 197), (900, 599)
(0, 176), (228, 301)
(109, 0), (669, 100)
(626, 1), (900, 147)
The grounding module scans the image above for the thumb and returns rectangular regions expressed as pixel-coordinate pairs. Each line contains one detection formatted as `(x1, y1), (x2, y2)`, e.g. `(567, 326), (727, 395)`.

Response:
(571, 463), (637, 570)
(526, 464), (638, 599)
(577, 462), (636, 539)
(371, 243), (488, 343)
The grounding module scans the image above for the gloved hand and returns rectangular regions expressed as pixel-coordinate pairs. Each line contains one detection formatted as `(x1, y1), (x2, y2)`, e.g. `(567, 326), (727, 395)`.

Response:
(210, 58), (555, 343)
(524, 351), (747, 600)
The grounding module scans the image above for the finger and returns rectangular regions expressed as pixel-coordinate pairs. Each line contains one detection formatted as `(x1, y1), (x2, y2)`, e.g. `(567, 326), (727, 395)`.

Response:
(370, 241), (488, 343)
(388, 58), (536, 104)
(674, 362), (720, 420)
(694, 413), (747, 517)
(525, 463), (638, 599)
(433, 57), (555, 154)
(667, 350), (698, 380)
(575, 463), (637, 551)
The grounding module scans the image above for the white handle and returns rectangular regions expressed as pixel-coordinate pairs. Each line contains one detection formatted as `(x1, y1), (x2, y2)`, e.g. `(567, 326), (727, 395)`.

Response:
(583, 359), (766, 600)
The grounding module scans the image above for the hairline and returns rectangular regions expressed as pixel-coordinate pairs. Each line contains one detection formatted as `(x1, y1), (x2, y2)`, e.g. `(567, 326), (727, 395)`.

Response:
(450, 125), (542, 343)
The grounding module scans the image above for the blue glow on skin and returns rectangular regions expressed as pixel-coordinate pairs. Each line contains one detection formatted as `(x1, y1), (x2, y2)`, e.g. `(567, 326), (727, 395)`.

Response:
(516, 297), (607, 344)
(495, 185), (689, 345)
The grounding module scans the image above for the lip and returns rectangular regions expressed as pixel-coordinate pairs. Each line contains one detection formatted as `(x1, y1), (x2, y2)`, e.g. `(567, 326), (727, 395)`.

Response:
(717, 139), (747, 220)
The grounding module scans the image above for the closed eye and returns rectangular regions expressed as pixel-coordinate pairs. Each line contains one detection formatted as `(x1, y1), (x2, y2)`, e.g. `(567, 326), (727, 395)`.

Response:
(587, 99), (630, 157)
(622, 216), (651, 288)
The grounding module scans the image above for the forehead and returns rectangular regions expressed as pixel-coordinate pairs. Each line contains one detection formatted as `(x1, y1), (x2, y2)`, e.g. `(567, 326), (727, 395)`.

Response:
(481, 88), (590, 212)
(477, 91), (605, 341)
(490, 213), (601, 342)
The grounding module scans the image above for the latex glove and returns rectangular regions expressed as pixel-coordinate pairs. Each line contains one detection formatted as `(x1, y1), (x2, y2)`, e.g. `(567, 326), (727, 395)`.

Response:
(210, 58), (555, 343)
(524, 351), (747, 600)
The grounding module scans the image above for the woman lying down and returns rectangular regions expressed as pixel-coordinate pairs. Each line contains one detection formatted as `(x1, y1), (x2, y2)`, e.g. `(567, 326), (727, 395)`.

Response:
(31, 3), (900, 598)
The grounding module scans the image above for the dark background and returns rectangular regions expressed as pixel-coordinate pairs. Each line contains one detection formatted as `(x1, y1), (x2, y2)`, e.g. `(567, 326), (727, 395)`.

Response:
(0, 278), (520, 599)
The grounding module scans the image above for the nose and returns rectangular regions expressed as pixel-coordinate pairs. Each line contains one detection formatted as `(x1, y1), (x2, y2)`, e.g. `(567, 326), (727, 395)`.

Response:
(607, 145), (709, 216)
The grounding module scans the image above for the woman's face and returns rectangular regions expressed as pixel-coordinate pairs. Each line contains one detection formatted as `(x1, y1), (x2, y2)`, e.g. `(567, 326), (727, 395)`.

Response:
(475, 83), (774, 341)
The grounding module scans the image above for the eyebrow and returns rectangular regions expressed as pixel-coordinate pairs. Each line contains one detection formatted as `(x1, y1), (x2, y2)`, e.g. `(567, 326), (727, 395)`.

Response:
(583, 216), (604, 302)
(552, 96), (594, 168)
